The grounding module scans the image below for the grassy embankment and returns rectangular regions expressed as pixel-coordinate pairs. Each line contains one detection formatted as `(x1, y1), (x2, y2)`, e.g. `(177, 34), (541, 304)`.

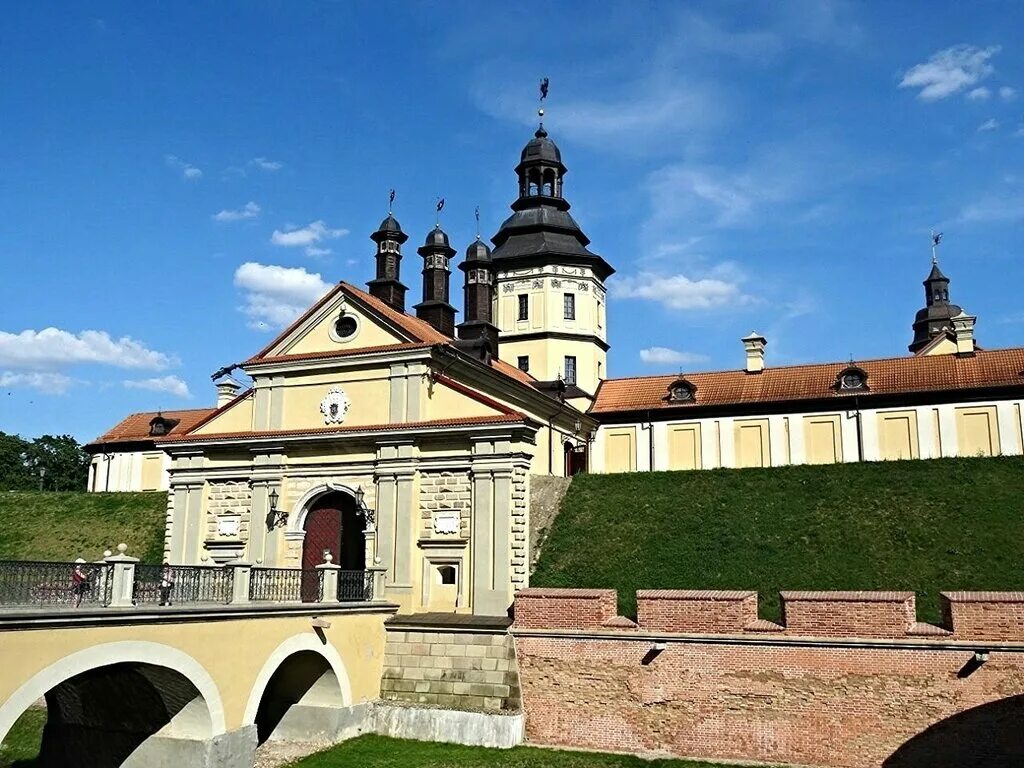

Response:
(0, 491), (167, 563)
(532, 456), (1024, 624)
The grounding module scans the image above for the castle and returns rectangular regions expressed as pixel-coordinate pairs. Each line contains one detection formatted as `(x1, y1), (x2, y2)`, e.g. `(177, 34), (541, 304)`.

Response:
(86, 122), (1024, 616)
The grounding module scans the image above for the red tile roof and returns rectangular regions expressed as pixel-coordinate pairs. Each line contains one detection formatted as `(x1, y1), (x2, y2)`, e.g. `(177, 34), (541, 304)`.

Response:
(591, 347), (1024, 414)
(158, 414), (529, 444)
(87, 408), (216, 447)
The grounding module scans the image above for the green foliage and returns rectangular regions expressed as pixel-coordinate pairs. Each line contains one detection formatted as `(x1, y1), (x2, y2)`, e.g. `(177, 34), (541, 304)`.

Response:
(0, 432), (89, 492)
(0, 708), (44, 767)
(0, 491), (167, 563)
(532, 457), (1024, 624)
(284, 734), (761, 767)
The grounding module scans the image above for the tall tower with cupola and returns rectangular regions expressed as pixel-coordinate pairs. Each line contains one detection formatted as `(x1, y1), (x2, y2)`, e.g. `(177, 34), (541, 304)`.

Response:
(490, 118), (614, 395)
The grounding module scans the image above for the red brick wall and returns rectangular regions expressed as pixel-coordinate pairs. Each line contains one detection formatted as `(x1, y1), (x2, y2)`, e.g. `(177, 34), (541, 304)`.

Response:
(514, 588), (618, 630)
(512, 589), (1024, 767)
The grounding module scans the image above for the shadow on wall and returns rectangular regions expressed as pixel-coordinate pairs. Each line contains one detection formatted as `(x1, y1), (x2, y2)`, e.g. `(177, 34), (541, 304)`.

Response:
(31, 662), (208, 767)
(884, 694), (1024, 768)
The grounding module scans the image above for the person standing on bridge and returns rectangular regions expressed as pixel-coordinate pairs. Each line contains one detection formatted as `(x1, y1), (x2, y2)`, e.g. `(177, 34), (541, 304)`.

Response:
(71, 560), (89, 608)
(159, 562), (175, 606)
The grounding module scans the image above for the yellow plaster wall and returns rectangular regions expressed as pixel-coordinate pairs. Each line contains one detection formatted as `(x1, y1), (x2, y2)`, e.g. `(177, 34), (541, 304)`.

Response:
(667, 423), (701, 470)
(919, 336), (957, 356)
(193, 395), (254, 435)
(140, 452), (164, 491)
(956, 405), (1000, 457)
(735, 419), (770, 468)
(281, 377), (391, 429)
(604, 427), (637, 473)
(804, 415), (843, 465)
(284, 300), (404, 356)
(426, 381), (502, 420)
(0, 611), (389, 732)
(878, 410), (919, 460)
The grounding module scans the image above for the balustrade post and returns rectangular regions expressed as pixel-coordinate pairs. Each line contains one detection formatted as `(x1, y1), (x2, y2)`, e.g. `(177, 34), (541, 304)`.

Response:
(367, 565), (387, 602)
(105, 543), (139, 608)
(317, 554), (341, 603)
(228, 561), (252, 604)
(94, 550), (112, 606)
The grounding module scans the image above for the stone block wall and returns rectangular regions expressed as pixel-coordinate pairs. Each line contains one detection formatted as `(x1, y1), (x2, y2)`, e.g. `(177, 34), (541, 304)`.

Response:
(380, 626), (521, 713)
(512, 587), (1024, 767)
(510, 467), (529, 589)
(418, 471), (472, 538)
(205, 482), (252, 545)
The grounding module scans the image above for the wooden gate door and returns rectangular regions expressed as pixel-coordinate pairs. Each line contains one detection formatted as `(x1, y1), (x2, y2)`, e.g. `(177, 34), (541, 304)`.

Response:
(302, 503), (341, 601)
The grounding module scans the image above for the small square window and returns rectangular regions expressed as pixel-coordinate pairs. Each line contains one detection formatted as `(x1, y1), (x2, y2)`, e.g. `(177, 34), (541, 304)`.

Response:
(563, 293), (575, 320)
(517, 294), (529, 321)
(517, 356), (530, 372)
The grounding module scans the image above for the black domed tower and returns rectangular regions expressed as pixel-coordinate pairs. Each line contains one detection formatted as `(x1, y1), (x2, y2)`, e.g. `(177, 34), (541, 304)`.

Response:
(489, 117), (614, 393)
(367, 213), (409, 312)
(414, 226), (457, 336)
(456, 237), (499, 356)
(909, 260), (963, 353)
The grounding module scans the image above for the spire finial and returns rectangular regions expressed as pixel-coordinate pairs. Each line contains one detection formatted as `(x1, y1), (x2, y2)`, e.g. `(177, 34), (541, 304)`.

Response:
(931, 230), (943, 265)
(388, 188), (395, 215)
(435, 197), (445, 228)
(475, 205), (481, 240)
(537, 77), (549, 135)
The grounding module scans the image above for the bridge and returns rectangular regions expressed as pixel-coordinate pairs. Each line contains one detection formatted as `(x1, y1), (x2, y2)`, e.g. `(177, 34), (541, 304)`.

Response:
(0, 550), (395, 767)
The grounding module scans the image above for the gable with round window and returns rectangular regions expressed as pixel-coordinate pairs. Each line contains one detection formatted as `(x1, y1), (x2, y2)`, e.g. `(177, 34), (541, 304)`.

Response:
(329, 310), (361, 343)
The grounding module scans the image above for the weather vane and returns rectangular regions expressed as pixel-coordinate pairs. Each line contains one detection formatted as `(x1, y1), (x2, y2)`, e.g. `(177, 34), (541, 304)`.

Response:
(538, 77), (549, 124)
(435, 197), (445, 227)
(930, 230), (943, 264)
(474, 205), (481, 239)
(388, 188), (395, 215)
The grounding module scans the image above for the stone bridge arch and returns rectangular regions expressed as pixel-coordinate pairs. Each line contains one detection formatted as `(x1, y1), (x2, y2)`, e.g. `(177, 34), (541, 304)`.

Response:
(0, 640), (237, 767)
(243, 632), (353, 745)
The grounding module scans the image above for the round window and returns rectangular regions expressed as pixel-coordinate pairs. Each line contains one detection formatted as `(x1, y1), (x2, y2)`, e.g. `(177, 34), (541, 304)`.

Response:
(335, 315), (358, 339)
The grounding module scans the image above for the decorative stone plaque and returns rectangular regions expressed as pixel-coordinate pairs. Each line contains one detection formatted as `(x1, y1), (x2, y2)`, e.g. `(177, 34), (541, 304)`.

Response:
(320, 386), (351, 425)
(433, 511), (460, 536)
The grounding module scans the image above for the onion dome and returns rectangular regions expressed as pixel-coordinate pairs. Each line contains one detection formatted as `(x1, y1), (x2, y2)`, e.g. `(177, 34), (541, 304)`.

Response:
(423, 225), (451, 248)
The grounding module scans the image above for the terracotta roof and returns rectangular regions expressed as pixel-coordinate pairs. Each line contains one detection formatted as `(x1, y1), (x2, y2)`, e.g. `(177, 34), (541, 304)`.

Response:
(246, 342), (434, 367)
(592, 347), (1024, 414)
(158, 414), (529, 444)
(87, 408), (216, 447)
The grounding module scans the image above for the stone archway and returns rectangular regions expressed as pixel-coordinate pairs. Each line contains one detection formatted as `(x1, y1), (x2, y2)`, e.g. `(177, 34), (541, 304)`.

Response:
(0, 641), (239, 768)
(243, 634), (352, 746)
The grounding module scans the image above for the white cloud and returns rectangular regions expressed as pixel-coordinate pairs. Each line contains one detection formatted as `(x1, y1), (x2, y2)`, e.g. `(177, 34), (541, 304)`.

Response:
(212, 201), (261, 222)
(899, 45), (1000, 101)
(960, 196), (1024, 223)
(164, 154), (203, 180)
(1000, 86), (1017, 102)
(967, 86), (991, 101)
(250, 157), (283, 172)
(271, 220), (348, 257)
(0, 328), (173, 370)
(233, 262), (332, 330)
(0, 371), (76, 395)
(639, 347), (709, 366)
(614, 272), (751, 311)
(124, 375), (191, 399)
(978, 118), (1000, 132)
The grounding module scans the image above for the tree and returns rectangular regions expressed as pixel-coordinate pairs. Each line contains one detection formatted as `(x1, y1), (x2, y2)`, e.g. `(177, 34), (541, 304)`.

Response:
(0, 432), (90, 491)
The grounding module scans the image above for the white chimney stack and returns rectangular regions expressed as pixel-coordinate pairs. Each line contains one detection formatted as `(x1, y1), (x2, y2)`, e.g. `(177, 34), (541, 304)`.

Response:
(952, 311), (976, 356)
(216, 379), (240, 407)
(742, 332), (767, 374)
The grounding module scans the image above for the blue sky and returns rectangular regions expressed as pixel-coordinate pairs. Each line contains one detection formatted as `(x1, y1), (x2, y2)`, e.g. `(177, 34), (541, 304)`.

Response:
(3, 1), (1024, 442)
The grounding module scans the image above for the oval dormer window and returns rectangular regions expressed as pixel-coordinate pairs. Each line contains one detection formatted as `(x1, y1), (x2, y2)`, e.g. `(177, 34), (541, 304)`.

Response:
(837, 366), (868, 391)
(665, 378), (696, 404)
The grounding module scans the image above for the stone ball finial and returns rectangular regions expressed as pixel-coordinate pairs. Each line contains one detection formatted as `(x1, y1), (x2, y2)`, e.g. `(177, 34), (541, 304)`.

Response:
(324, 552), (334, 564)
(75, 558), (86, 564)
(117, 543), (128, 554)
(103, 550), (113, 559)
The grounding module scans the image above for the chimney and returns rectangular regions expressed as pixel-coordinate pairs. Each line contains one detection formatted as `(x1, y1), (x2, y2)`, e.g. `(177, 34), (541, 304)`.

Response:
(952, 311), (976, 356)
(742, 332), (767, 374)
(216, 379), (240, 407)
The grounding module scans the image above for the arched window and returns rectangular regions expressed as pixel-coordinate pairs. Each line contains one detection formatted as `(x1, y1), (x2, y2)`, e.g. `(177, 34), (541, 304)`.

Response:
(542, 168), (556, 196)
(665, 378), (696, 404)
(836, 366), (868, 391)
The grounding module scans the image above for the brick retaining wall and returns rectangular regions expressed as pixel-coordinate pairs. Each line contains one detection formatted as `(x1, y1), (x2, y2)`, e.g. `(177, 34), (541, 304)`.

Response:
(512, 588), (1024, 767)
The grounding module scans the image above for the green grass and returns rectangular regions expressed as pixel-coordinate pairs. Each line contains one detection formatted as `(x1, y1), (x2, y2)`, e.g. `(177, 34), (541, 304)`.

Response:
(532, 456), (1024, 624)
(0, 709), (44, 767)
(0, 491), (167, 563)
(285, 735), (755, 767)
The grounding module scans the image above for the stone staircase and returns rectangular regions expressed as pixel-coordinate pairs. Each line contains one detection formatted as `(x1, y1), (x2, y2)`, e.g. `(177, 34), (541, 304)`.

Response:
(379, 615), (520, 713)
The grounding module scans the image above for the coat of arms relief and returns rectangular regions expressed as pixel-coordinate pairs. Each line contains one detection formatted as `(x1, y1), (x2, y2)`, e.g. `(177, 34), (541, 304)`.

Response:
(320, 386), (351, 425)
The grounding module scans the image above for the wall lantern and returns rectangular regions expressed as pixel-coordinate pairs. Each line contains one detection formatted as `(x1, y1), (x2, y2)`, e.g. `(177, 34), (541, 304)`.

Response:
(354, 485), (375, 526)
(265, 487), (288, 530)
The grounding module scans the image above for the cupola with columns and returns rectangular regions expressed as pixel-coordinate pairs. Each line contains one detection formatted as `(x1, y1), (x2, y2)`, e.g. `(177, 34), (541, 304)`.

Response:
(414, 225), (458, 337)
(456, 236), (499, 358)
(366, 213), (409, 312)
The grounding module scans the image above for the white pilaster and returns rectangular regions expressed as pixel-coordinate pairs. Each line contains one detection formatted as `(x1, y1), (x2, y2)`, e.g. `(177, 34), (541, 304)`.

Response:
(768, 415), (788, 467)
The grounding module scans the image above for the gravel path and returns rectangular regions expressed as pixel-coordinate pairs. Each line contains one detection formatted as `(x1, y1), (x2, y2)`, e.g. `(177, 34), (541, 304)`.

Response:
(252, 740), (331, 768)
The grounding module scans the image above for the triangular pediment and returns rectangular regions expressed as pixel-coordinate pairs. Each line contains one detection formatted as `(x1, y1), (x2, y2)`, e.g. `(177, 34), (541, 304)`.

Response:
(253, 284), (424, 361)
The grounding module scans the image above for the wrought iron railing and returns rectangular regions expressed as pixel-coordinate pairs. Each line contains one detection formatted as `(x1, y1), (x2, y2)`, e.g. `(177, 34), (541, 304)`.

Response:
(132, 564), (233, 605)
(0, 561), (111, 608)
(338, 570), (373, 601)
(249, 567), (323, 602)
